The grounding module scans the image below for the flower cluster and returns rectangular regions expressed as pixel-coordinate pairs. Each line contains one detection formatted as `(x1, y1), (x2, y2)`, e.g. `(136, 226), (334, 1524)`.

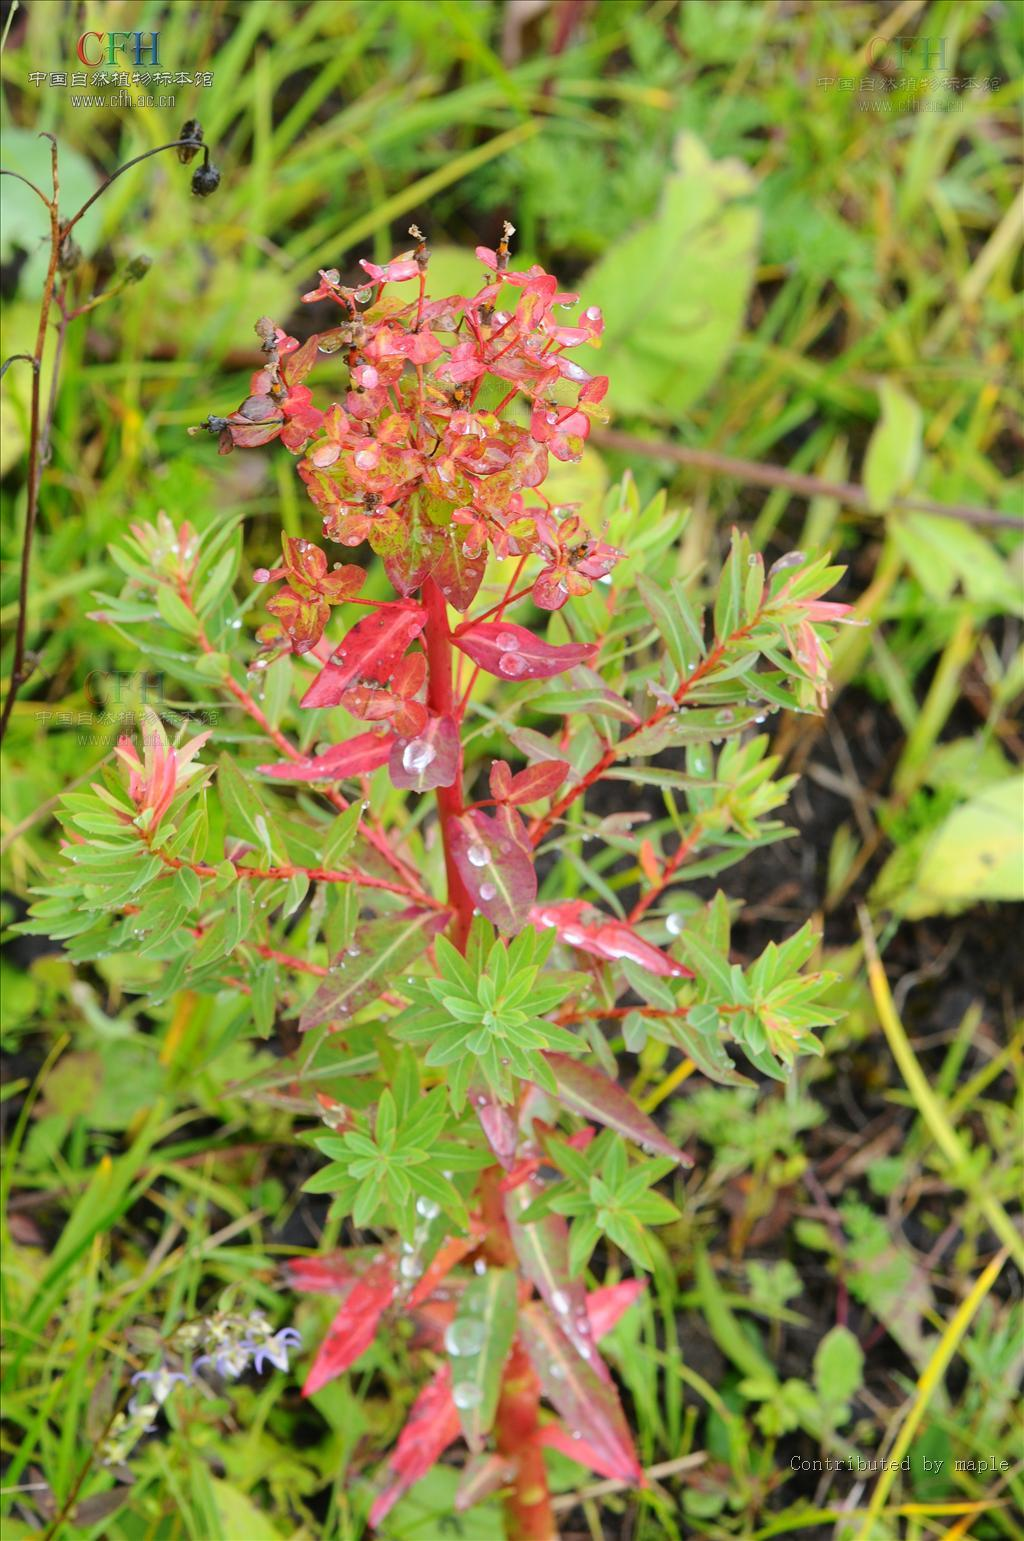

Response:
(100, 1311), (301, 1466)
(194, 223), (622, 653)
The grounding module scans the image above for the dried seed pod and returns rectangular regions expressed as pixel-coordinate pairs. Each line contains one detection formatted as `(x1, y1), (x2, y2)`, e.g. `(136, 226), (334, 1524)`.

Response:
(177, 119), (204, 164)
(191, 160), (220, 198)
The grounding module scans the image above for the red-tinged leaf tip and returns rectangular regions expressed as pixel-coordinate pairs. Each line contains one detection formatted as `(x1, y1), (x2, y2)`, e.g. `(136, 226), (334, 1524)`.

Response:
(543, 1052), (693, 1167)
(474, 1091), (519, 1168)
(531, 900), (693, 978)
(368, 1365), (461, 1527)
(535, 1422), (645, 1484)
(301, 1263), (394, 1396)
(453, 619), (596, 681)
(586, 1279), (647, 1340)
(258, 730), (394, 781)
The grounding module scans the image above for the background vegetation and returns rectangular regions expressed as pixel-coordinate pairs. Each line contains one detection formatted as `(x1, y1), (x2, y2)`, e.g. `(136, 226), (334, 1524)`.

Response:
(1, 1), (1021, 1537)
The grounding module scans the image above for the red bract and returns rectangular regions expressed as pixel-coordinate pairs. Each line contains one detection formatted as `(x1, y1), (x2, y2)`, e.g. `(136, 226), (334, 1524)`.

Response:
(490, 758), (572, 806)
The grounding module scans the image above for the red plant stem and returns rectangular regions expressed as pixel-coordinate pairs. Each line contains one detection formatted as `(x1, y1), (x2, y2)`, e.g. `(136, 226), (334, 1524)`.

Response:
(422, 577), (475, 950)
(627, 820), (704, 923)
(496, 1341), (557, 1541)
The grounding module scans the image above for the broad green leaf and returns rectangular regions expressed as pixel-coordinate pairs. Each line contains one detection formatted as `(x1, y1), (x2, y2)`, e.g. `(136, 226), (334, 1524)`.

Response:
(582, 132), (760, 419)
(446, 1269), (517, 1450)
(863, 383), (923, 513)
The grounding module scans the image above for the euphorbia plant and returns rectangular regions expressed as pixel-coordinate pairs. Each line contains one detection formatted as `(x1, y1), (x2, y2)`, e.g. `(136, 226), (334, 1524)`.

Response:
(28, 225), (856, 1536)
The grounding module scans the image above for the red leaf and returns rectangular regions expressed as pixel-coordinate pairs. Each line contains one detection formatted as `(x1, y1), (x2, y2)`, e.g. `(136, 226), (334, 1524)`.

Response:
(474, 1088), (519, 1168)
(302, 1261), (394, 1396)
(449, 807), (536, 935)
(506, 759), (571, 805)
(535, 1422), (636, 1483)
(543, 1053), (693, 1167)
(287, 1253), (360, 1295)
(391, 651), (427, 698)
(518, 1302), (643, 1483)
(453, 620), (596, 681)
(258, 731), (394, 781)
(300, 602), (426, 708)
(407, 1229), (484, 1309)
(587, 1279), (647, 1340)
(489, 759), (513, 801)
(504, 1180), (599, 1373)
(369, 1364), (461, 1527)
(389, 714), (459, 792)
(266, 587), (329, 653)
(531, 901), (692, 978)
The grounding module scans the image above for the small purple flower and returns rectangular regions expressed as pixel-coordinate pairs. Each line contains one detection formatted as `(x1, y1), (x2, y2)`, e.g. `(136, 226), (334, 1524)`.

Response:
(128, 1366), (190, 1417)
(251, 1327), (302, 1375)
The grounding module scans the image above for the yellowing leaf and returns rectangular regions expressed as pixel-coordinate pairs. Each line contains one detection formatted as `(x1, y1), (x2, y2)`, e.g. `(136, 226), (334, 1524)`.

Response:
(909, 776), (1024, 916)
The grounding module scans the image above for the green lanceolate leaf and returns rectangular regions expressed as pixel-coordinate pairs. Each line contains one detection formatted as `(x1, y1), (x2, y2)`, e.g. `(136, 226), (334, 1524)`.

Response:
(299, 907), (449, 1032)
(445, 1268), (518, 1451)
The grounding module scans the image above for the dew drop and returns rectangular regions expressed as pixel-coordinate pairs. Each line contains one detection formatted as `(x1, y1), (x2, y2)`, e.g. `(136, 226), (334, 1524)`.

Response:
(445, 1318), (486, 1357)
(452, 1381), (484, 1409)
(666, 912), (685, 936)
(402, 738), (436, 774)
(415, 1196), (441, 1220)
(551, 1290), (570, 1314)
(399, 1254), (423, 1279)
(498, 652), (527, 677)
(473, 1258), (488, 1276)
(467, 843), (489, 868)
(496, 631), (520, 652)
(479, 882), (497, 901)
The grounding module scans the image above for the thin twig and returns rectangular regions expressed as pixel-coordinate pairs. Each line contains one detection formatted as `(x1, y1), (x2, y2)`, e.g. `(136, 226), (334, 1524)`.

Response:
(593, 428), (1020, 531)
